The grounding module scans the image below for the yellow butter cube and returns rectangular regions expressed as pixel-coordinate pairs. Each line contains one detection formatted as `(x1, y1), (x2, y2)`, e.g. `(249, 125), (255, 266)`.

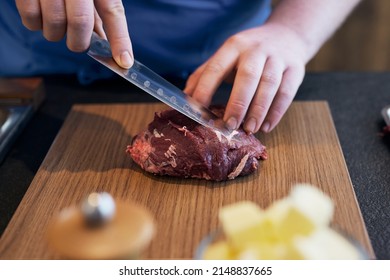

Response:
(218, 201), (263, 236)
(203, 240), (236, 260)
(265, 198), (315, 241)
(294, 228), (362, 259)
(290, 184), (334, 227)
(218, 201), (275, 249)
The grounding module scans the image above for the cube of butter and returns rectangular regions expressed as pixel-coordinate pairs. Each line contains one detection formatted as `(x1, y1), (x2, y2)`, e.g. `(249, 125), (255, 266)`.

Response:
(294, 228), (362, 259)
(218, 201), (272, 249)
(266, 198), (315, 241)
(290, 184), (334, 227)
(203, 240), (236, 260)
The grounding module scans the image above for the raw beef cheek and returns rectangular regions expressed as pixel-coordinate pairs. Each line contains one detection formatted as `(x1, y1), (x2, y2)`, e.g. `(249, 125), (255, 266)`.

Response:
(126, 108), (267, 181)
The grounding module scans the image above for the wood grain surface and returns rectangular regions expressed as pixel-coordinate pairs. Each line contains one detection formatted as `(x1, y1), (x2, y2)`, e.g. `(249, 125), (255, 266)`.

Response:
(0, 101), (374, 259)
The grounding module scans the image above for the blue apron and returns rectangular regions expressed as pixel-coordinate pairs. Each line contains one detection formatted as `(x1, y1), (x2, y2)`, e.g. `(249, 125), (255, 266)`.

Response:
(0, 0), (271, 84)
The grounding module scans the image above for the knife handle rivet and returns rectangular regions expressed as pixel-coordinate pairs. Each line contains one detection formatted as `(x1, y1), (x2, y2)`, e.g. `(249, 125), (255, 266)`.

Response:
(81, 192), (116, 227)
(157, 88), (164, 96)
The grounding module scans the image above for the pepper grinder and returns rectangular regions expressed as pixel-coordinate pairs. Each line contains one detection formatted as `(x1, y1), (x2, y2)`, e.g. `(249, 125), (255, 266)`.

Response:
(47, 192), (155, 259)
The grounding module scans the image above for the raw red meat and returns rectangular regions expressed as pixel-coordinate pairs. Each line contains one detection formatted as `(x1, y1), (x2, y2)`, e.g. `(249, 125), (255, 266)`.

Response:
(126, 108), (267, 181)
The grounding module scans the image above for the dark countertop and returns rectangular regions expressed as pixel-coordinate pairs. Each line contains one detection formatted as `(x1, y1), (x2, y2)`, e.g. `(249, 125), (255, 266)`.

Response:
(0, 72), (389, 259)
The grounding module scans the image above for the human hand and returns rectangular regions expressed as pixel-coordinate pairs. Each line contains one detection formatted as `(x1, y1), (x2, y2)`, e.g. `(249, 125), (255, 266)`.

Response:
(15, 0), (133, 68)
(184, 23), (307, 134)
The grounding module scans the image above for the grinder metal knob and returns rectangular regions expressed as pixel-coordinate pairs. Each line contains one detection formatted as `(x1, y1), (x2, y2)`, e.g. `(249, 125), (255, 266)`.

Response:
(81, 192), (116, 227)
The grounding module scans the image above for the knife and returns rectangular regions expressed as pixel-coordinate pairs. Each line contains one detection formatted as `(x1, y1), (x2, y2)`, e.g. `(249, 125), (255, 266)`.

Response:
(87, 33), (232, 137)
(382, 105), (390, 126)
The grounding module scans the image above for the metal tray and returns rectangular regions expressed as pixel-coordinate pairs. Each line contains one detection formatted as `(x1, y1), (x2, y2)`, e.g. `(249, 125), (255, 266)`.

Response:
(0, 105), (33, 163)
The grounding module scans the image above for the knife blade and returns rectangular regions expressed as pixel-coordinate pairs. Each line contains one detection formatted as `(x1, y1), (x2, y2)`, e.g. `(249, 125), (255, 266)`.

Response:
(87, 33), (232, 137)
(381, 105), (390, 126)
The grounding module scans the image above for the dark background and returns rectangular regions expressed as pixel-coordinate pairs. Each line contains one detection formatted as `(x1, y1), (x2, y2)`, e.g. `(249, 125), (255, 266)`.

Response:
(273, 0), (390, 72)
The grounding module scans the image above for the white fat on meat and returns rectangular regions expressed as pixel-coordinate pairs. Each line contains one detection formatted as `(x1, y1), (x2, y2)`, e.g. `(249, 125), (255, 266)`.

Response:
(178, 126), (188, 136)
(192, 173), (212, 180)
(153, 129), (164, 138)
(227, 154), (250, 180)
(164, 144), (177, 167)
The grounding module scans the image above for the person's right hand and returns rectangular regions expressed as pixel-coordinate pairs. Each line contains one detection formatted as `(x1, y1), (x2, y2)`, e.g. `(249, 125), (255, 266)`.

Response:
(15, 0), (133, 69)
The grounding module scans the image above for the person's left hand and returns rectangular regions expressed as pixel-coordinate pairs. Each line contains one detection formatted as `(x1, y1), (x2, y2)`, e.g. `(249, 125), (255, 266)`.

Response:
(184, 23), (308, 134)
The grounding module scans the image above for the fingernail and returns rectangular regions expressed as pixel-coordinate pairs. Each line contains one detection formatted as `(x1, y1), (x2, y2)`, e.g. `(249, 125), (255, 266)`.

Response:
(244, 117), (257, 134)
(119, 51), (133, 69)
(261, 121), (270, 133)
(226, 117), (238, 130)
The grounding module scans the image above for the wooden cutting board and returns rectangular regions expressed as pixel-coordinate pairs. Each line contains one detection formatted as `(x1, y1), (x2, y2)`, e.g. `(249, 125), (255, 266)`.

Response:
(0, 101), (374, 259)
